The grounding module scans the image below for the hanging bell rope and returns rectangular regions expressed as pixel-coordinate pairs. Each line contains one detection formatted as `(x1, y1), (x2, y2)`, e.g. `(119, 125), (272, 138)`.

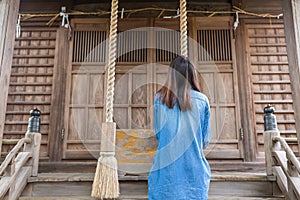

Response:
(105, 0), (118, 123)
(91, 0), (119, 199)
(180, 0), (188, 57)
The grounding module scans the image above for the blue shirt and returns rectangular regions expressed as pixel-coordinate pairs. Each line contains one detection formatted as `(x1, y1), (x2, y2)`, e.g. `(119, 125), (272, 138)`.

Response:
(148, 90), (211, 200)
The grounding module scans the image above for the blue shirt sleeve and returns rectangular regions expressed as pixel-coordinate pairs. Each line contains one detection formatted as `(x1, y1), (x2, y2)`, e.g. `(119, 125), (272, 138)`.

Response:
(202, 99), (211, 149)
(153, 94), (166, 140)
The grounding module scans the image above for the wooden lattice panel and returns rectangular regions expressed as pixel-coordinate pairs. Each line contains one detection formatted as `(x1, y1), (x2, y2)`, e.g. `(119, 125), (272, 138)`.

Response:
(197, 29), (232, 61)
(2, 26), (57, 158)
(247, 24), (297, 155)
(72, 31), (106, 63)
(117, 31), (148, 63)
(155, 30), (180, 62)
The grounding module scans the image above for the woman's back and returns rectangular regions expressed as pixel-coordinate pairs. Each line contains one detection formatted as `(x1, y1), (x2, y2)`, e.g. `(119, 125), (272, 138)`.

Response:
(148, 90), (211, 200)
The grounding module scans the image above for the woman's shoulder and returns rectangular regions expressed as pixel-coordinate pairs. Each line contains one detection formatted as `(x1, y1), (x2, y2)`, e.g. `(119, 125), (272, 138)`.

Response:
(191, 90), (208, 102)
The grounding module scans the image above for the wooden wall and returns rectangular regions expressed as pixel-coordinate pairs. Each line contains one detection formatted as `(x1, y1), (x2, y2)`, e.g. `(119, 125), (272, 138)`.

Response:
(240, 19), (298, 158)
(1, 19), (58, 159)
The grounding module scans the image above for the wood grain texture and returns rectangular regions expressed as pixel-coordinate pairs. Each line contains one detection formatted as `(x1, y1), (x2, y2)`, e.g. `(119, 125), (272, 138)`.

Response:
(245, 21), (298, 157)
(2, 19), (57, 159)
(49, 28), (69, 161)
(0, 0), (20, 157)
(282, 0), (300, 154)
(0, 0), (9, 69)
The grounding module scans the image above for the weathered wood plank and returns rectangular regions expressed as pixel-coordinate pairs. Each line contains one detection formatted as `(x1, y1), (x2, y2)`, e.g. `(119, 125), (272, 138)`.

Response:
(9, 167), (31, 200)
(290, 177), (300, 199)
(236, 20), (257, 161)
(0, 0), (9, 68)
(0, 177), (10, 197)
(0, 0), (20, 155)
(0, 138), (30, 175)
(264, 131), (281, 176)
(282, 0), (300, 153)
(0, 161), (31, 199)
(14, 152), (33, 171)
(37, 161), (267, 173)
(273, 166), (288, 196)
(49, 29), (68, 158)
(24, 132), (42, 176)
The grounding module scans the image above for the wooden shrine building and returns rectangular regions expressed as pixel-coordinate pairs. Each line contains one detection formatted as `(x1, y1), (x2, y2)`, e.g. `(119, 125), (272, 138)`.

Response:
(0, 0), (300, 199)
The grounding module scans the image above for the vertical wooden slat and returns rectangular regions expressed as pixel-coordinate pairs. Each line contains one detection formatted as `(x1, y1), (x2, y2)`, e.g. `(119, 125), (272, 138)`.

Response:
(137, 31), (139, 62)
(220, 30), (224, 61)
(128, 72), (132, 128)
(204, 30), (208, 61)
(82, 31), (85, 61)
(98, 31), (101, 62)
(99, 31), (103, 62)
(88, 32), (92, 62)
(225, 30), (228, 61)
(78, 31), (82, 62)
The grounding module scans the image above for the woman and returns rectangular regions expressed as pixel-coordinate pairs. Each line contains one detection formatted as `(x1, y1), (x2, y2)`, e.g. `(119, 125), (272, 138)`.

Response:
(148, 56), (211, 200)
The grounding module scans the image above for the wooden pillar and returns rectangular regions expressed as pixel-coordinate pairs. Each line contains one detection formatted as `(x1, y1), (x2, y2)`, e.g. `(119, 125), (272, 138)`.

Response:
(0, 0), (20, 154)
(235, 20), (257, 161)
(0, 0), (9, 67)
(282, 0), (300, 153)
(49, 27), (69, 161)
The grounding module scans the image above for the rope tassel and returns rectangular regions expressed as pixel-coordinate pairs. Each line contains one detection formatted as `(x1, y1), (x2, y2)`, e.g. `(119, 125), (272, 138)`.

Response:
(92, 122), (119, 199)
(92, 153), (119, 198)
(92, 0), (119, 198)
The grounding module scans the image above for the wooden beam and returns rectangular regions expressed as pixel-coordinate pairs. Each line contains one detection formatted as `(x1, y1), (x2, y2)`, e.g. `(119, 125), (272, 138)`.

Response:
(235, 20), (257, 161)
(0, 0), (20, 155)
(0, 0), (9, 68)
(49, 27), (69, 161)
(282, 0), (300, 153)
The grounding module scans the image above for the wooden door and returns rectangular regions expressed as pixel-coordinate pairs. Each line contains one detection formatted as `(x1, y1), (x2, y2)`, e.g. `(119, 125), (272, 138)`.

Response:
(62, 19), (153, 159)
(153, 17), (243, 160)
(191, 17), (243, 159)
(62, 19), (108, 159)
(62, 17), (243, 161)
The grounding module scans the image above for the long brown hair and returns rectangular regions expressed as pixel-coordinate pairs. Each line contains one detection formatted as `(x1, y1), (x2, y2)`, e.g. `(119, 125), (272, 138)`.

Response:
(158, 56), (201, 111)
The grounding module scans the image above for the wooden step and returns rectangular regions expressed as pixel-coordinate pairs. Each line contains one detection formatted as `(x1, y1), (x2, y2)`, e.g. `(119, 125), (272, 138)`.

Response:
(20, 172), (284, 199)
(19, 195), (147, 200)
(19, 195), (285, 200)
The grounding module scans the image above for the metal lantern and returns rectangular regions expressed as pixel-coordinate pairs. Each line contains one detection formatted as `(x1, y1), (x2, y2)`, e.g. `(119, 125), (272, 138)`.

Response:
(27, 108), (41, 133)
(263, 104), (278, 131)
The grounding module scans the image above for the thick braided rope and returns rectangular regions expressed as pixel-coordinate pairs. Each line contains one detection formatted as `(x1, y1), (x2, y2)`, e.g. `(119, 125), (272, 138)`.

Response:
(105, 0), (118, 122)
(180, 0), (188, 57)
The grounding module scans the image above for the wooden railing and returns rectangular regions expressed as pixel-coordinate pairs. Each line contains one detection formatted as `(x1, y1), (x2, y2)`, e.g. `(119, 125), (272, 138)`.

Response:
(264, 130), (300, 200)
(0, 131), (41, 200)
